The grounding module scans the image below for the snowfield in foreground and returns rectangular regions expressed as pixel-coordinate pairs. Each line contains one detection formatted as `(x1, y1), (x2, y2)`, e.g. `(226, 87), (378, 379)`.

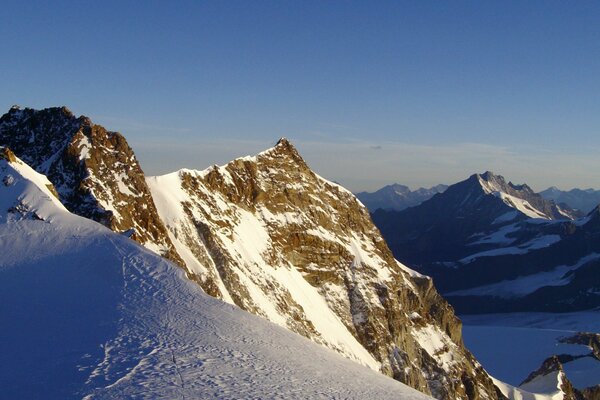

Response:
(0, 152), (430, 399)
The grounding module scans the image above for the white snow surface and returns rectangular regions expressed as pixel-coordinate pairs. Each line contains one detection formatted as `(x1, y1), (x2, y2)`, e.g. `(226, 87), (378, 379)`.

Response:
(0, 153), (67, 222)
(478, 176), (550, 219)
(0, 156), (431, 400)
(493, 378), (561, 400)
(519, 370), (565, 400)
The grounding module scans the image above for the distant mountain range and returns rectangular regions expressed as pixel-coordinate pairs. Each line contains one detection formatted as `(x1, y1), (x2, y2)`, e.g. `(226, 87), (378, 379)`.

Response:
(540, 186), (600, 213)
(356, 183), (448, 211)
(360, 182), (600, 216)
(372, 171), (600, 314)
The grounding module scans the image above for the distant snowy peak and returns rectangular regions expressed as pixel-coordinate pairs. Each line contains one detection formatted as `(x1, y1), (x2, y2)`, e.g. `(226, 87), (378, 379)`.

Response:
(472, 171), (576, 220)
(356, 183), (448, 211)
(148, 139), (501, 400)
(0, 105), (182, 263)
(371, 170), (599, 312)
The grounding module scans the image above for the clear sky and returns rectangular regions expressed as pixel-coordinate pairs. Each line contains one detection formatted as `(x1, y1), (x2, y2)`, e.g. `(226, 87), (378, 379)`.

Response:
(1, 1), (599, 192)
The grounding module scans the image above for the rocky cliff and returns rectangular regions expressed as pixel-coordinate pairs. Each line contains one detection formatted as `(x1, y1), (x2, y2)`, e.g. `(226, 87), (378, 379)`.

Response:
(0, 106), (181, 263)
(148, 138), (503, 400)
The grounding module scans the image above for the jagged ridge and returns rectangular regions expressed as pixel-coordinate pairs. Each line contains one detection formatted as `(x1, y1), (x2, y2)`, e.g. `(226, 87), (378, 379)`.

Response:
(148, 138), (503, 400)
(0, 106), (182, 263)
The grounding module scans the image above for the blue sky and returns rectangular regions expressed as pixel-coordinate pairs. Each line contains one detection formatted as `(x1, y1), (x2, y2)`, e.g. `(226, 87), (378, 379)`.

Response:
(1, 1), (599, 191)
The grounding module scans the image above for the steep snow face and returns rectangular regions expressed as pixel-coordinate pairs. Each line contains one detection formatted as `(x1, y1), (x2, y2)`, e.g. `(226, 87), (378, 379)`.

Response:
(0, 106), (182, 263)
(0, 154), (432, 400)
(148, 139), (501, 400)
(476, 172), (572, 220)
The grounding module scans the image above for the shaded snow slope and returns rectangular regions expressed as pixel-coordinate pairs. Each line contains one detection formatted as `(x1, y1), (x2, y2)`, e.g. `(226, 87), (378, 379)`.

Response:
(0, 151), (431, 400)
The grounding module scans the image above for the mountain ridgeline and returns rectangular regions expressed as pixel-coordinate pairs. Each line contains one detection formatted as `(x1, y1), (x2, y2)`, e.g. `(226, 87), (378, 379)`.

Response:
(0, 106), (183, 264)
(0, 106), (505, 400)
(540, 186), (600, 214)
(373, 171), (600, 314)
(356, 183), (448, 211)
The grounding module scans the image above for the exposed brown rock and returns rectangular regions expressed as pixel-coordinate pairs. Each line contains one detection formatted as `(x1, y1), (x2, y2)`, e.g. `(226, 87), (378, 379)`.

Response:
(148, 138), (504, 400)
(0, 106), (182, 264)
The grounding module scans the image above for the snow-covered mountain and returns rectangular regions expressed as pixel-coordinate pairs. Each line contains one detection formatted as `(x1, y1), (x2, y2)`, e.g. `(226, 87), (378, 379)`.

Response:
(541, 186), (600, 214)
(146, 138), (501, 399)
(0, 147), (434, 399)
(372, 172), (600, 313)
(356, 183), (448, 211)
(0, 106), (182, 263)
(0, 106), (503, 399)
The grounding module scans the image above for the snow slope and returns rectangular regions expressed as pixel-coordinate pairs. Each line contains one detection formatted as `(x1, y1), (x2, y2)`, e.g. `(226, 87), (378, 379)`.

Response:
(0, 151), (432, 399)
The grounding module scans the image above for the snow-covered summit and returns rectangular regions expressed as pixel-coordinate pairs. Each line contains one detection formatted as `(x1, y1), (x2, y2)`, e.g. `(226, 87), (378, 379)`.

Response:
(471, 171), (574, 220)
(518, 356), (579, 400)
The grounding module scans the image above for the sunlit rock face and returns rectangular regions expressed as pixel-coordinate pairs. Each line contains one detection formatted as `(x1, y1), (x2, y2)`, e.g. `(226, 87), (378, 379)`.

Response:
(148, 138), (503, 400)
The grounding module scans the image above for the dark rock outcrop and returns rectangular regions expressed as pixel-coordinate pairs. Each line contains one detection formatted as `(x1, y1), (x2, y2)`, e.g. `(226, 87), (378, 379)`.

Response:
(0, 106), (182, 263)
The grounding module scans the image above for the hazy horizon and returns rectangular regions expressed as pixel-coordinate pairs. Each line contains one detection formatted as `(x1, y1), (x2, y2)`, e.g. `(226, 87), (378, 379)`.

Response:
(2, 2), (599, 192)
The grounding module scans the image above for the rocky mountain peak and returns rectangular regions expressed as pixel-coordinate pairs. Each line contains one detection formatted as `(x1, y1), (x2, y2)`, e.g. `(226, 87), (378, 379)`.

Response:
(469, 171), (575, 220)
(263, 137), (307, 168)
(479, 170), (498, 180)
(355, 183), (446, 212)
(386, 183), (412, 194)
(0, 105), (182, 264)
(475, 171), (509, 192)
(148, 142), (503, 400)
